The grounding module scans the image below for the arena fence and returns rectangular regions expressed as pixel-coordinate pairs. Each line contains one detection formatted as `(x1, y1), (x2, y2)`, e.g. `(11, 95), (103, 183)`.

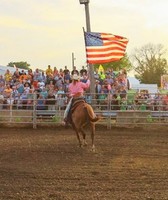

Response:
(0, 92), (168, 129)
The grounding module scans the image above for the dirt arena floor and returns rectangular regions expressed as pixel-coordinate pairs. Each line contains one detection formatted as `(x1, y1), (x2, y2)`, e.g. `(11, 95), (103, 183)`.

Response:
(0, 125), (168, 200)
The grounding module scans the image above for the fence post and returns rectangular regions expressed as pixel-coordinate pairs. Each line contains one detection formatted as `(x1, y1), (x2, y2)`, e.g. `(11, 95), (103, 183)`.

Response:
(9, 96), (13, 123)
(33, 93), (37, 129)
(107, 93), (111, 129)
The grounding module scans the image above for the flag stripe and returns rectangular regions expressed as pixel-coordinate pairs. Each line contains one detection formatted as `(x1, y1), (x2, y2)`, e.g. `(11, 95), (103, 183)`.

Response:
(86, 46), (126, 52)
(87, 58), (121, 64)
(84, 32), (128, 64)
(103, 41), (127, 47)
(87, 52), (125, 58)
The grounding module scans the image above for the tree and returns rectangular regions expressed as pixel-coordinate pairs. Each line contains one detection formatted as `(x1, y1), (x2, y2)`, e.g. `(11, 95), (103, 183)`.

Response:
(94, 54), (132, 72)
(8, 61), (30, 70)
(132, 43), (168, 87)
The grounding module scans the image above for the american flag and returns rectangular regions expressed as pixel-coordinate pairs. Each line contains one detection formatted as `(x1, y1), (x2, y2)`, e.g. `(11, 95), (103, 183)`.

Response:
(84, 32), (129, 64)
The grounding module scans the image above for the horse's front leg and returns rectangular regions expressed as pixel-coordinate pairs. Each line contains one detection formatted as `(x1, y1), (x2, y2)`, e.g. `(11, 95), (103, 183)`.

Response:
(72, 124), (82, 147)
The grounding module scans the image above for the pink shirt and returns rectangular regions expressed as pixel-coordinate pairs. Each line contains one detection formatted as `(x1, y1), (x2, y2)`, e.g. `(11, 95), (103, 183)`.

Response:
(69, 80), (90, 97)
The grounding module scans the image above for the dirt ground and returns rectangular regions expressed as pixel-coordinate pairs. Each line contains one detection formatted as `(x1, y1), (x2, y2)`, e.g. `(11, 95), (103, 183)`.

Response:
(0, 125), (168, 200)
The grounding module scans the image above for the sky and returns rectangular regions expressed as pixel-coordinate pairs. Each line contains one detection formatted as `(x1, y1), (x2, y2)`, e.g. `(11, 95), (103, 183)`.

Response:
(0, 0), (168, 71)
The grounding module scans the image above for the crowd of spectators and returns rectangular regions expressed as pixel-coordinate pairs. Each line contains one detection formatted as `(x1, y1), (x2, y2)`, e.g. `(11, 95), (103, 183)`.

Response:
(134, 90), (168, 111)
(0, 65), (168, 111)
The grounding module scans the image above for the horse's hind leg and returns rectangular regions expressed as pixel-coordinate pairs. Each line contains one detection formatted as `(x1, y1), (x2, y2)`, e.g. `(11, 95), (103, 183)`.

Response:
(90, 123), (95, 152)
(81, 128), (87, 146)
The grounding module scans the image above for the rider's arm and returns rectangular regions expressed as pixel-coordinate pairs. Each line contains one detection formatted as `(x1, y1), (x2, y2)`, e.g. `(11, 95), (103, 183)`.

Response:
(81, 79), (90, 89)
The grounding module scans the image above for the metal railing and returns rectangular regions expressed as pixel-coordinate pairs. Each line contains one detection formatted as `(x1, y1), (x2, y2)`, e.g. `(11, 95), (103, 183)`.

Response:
(0, 92), (168, 129)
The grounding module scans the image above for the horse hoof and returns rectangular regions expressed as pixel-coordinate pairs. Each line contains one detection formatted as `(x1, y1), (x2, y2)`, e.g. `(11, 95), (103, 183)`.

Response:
(83, 141), (88, 146)
(91, 145), (96, 152)
(78, 144), (83, 148)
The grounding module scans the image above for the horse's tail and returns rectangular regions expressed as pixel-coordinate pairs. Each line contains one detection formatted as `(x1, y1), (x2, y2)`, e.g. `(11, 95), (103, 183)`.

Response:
(84, 103), (101, 122)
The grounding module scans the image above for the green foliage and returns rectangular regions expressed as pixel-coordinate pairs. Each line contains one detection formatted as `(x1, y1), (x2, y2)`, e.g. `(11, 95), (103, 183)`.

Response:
(94, 54), (132, 72)
(8, 61), (30, 70)
(15, 117), (21, 122)
(132, 43), (168, 87)
(146, 115), (153, 123)
(52, 115), (61, 123)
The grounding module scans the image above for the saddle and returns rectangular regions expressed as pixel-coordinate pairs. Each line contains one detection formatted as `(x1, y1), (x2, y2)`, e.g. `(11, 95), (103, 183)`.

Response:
(71, 98), (85, 113)
(67, 98), (85, 123)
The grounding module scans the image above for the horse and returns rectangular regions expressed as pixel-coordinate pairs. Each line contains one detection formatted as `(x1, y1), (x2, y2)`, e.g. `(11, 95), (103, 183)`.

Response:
(68, 99), (100, 152)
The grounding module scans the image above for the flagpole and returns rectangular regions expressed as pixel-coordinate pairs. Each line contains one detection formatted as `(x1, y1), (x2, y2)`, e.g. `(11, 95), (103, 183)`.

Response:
(79, 0), (95, 101)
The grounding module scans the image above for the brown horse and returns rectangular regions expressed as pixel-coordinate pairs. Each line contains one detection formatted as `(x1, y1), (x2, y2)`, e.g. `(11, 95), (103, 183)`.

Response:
(69, 99), (100, 151)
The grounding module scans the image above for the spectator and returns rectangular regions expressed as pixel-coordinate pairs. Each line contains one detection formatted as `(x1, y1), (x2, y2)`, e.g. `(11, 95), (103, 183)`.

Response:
(71, 66), (79, 75)
(111, 94), (120, 110)
(99, 71), (106, 84)
(46, 80), (55, 94)
(18, 91), (28, 109)
(53, 67), (59, 82)
(118, 73), (127, 87)
(101, 80), (111, 94)
(80, 66), (87, 76)
(80, 75), (88, 83)
(0, 82), (5, 93)
(59, 68), (64, 77)
(3, 84), (12, 98)
(94, 68), (100, 80)
(37, 94), (46, 110)
(119, 85), (127, 100)
(37, 80), (45, 91)
(55, 76), (64, 90)
(63, 79), (70, 94)
(106, 68), (115, 79)
(162, 93), (168, 111)
(24, 82), (31, 94)
(40, 87), (48, 99)
(46, 92), (56, 110)
(46, 65), (53, 77)
(56, 87), (67, 110)
(0, 75), (5, 84)
(0, 92), (4, 109)
(153, 93), (162, 111)
(27, 89), (34, 109)
(41, 71), (46, 83)
(105, 74), (114, 85)
(10, 75), (18, 88)
(46, 73), (54, 85)
(19, 69), (25, 75)
(13, 68), (20, 79)
(63, 66), (70, 76)
(20, 71), (28, 81)
(16, 82), (24, 94)
(98, 90), (108, 110)
(64, 71), (71, 83)
(4, 69), (12, 84)
(11, 86), (19, 105)
(56, 86), (65, 96)
(95, 80), (101, 103)
(33, 68), (41, 82)
(27, 69), (34, 84)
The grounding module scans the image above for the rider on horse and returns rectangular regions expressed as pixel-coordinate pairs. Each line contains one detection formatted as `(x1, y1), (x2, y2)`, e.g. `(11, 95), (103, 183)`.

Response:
(63, 74), (90, 123)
